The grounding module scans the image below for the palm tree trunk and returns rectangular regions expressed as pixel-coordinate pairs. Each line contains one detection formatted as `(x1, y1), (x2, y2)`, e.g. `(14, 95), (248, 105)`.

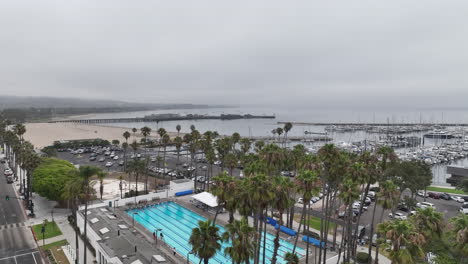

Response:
(271, 211), (283, 264)
(351, 183), (371, 258)
(262, 218), (267, 264)
(305, 202), (311, 264)
(292, 201), (307, 253)
(368, 194), (379, 263)
(374, 206), (386, 264)
(83, 186), (89, 264)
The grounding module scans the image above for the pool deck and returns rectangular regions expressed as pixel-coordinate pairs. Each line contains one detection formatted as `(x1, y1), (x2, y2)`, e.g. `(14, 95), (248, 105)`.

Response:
(119, 196), (341, 263)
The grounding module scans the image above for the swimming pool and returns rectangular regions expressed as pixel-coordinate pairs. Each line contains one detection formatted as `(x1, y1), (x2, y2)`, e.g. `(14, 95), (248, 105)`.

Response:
(127, 201), (306, 264)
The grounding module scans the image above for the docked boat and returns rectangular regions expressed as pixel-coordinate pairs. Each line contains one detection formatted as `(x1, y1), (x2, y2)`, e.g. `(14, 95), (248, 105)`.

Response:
(423, 130), (454, 139)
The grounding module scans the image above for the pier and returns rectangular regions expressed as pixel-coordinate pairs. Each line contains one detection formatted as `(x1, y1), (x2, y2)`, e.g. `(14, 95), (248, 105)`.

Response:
(49, 114), (275, 124)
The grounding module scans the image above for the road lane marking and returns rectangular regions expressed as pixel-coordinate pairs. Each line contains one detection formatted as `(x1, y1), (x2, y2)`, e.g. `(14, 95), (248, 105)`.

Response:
(0, 251), (39, 261)
(32, 252), (38, 264)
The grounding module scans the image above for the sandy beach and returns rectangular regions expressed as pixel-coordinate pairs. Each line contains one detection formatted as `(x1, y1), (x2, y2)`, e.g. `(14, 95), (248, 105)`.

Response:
(24, 122), (178, 149)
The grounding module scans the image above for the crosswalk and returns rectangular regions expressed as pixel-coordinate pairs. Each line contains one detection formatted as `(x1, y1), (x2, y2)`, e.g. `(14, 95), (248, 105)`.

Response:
(0, 222), (26, 231)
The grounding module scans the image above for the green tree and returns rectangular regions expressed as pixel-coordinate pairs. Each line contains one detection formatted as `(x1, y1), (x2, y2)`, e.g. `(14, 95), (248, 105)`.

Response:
(449, 213), (468, 259)
(223, 217), (257, 264)
(284, 252), (299, 264)
(411, 207), (444, 239)
(189, 220), (222, 264)
(33, 158), (77, 201)
(377, 219), (426, 264)
(270, 176), (295, 264)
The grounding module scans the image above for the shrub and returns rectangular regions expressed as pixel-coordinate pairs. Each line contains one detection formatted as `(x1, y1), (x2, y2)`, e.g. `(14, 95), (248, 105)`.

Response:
(356, 252), (371, 264)
(33, 158), (77, 201)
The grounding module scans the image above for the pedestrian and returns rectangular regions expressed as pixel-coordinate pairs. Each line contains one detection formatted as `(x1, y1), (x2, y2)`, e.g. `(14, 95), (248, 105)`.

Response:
(152, 231), (156, 240)
(173, 247), (176, 256)
(160, 232), (164, 240)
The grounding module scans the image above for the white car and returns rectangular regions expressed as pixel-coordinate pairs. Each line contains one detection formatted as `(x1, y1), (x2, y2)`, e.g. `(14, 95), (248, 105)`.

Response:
(416, 202), (436, 210)
(136, 153), (141, 158)
(105, 162), (113, 167)
(214, 160), (222, 165)
(389, 212), (407, 220)
(113, 156), (119, 160)
(297, 198), (313, 205)
(459, 204), (468, 215)
(4, 168), (13, 176)
(452, 196), (465, 203)
(417, 190), (429, 198)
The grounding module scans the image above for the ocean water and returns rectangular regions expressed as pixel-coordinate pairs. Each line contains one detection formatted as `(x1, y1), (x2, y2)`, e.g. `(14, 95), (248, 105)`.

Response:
(85, 105), (468, 186)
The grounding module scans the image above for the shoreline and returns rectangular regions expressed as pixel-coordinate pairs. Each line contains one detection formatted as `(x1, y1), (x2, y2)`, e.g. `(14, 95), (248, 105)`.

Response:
(24, 122), (180, 149)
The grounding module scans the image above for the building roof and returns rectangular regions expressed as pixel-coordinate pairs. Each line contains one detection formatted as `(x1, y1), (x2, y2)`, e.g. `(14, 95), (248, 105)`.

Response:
(83, 207), (172, 264)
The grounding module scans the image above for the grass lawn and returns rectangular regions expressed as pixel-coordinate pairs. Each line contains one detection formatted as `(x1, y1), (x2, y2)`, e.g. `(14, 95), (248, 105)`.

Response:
(41, 240), (70, 264)
(32, 221), (63, 240)
(426, 186), (467, 195)
(294, 215), (336, 232)
(40, 239), (68, 251)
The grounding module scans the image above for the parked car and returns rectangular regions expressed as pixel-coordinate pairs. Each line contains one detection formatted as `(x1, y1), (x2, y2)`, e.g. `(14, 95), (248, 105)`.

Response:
(389, 212), (407, 220)
(113, 155), (119, 160)
(459, 204), (468, 215)
(105, 162), (113, 167)
(417, 190), (429, 198)
(4, 168), (13, 176)
(439, 193), (451, 200)
(397, 203), (410, 212)
(98, 157), (106, 162)
(118, 160), (124, 166)
(89, 156), (96, 161)
(416, 202), (436, 210)
(428, 192), (441, 199)
(196, 176), (205, 183)
(214, 160), (222, 165)
(451, 196), (465, 203)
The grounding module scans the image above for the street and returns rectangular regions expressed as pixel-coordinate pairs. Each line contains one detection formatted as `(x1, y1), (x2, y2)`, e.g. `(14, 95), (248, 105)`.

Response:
(0, 162), (43, 264)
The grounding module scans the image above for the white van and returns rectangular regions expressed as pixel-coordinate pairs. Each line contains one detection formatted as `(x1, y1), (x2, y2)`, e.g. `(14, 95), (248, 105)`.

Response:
(416, 202), (436, 210)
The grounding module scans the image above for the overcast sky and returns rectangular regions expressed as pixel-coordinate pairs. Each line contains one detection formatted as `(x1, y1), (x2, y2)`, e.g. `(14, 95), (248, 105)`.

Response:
(1, 0), (468, 108)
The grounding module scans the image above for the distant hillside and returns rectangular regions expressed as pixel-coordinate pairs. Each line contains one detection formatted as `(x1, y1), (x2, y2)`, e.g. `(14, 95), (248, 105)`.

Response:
(0, 95), (227, 123)
(0, 95), (220, 109)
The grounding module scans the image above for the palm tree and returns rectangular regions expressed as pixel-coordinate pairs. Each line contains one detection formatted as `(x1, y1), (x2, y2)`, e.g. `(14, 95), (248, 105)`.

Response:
(157, 128), (167, 169)
(176, 124), (181, 136)
(275, 127), (283, 143)
(270, 176), (295, 264)
(222, 217), (257, 264)
(70, 166), (102, 264)
(224, 153), (238, 176)
(375, 180), (400, 264)
(97, 170), (107, 200)
(174, 136), (183, 171)
(410, 207), (444, 239)
(377, 219), (426, 264)
(284, 252), (299, 264)
(131, 127), (137, 139)
(211, 172), (238, 224)
(283, 122), (293, 146)
(123, 131), (131, 171)
(449, 213), (468, 259)
(189, 220), (222, 264)
(161, 134), (171, 178)
(292, 169), (320, 254)
(127, 158), (146, 198)
(62, 172), (85, 264)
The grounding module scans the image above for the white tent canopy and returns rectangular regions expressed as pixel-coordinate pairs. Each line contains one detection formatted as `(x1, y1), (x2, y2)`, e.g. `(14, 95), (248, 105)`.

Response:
(191, 192), (218, 208)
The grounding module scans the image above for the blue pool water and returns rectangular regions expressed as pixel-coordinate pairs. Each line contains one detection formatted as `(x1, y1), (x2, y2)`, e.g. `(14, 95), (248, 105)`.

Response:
(127, 201), (306, 264)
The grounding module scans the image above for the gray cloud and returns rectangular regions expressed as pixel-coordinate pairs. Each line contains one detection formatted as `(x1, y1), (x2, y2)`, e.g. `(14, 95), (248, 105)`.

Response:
(1, 0), (468, 109)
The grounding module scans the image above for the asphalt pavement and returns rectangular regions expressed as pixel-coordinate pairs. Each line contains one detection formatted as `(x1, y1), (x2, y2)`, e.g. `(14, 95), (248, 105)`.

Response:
(0, 162), (43, 264)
